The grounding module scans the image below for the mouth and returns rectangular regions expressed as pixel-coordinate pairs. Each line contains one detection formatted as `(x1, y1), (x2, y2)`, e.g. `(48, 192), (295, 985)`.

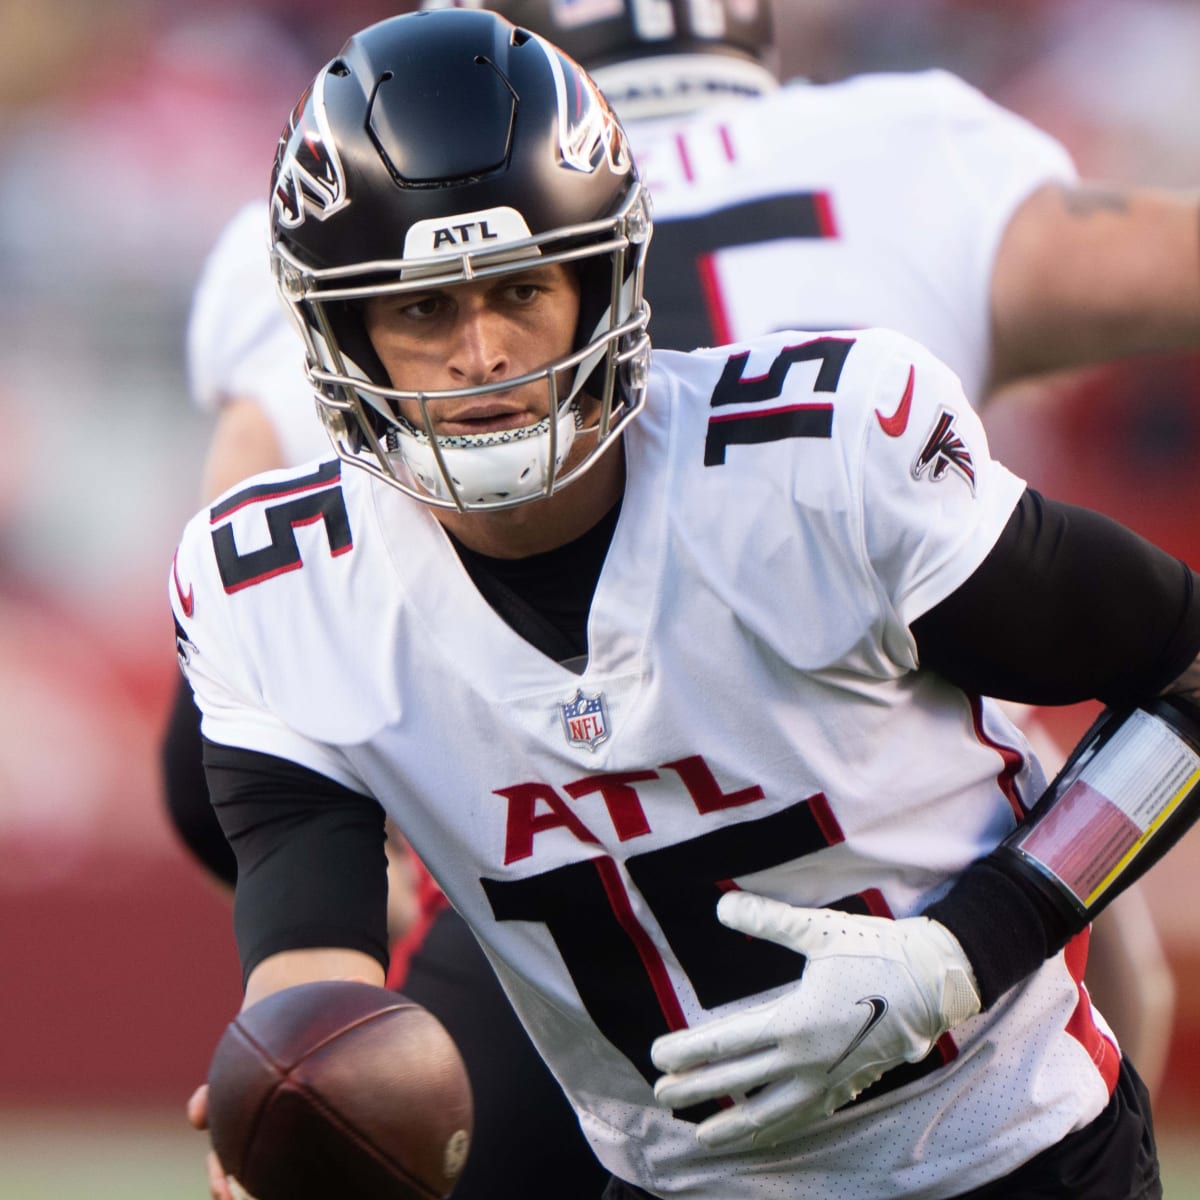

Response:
(437, 403), (537, 438)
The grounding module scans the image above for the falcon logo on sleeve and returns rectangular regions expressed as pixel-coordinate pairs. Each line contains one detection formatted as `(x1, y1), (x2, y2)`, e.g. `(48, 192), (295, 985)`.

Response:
(912, 409), (976, 494)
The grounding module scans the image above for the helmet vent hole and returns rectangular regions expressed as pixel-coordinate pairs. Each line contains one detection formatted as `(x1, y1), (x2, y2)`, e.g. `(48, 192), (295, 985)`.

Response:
(329, 59), (350, 78)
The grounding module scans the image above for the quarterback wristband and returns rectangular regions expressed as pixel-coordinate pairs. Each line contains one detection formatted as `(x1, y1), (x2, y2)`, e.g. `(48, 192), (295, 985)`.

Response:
(928, 696), (1200, 1007)
(996, 696), (1200, 923)
(931, 696), (1200, 1007)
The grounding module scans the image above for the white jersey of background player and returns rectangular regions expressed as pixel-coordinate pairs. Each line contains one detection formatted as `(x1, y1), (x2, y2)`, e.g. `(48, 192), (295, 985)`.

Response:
(188, 0), (1200, 450)
(185, 0), (1199, 1116)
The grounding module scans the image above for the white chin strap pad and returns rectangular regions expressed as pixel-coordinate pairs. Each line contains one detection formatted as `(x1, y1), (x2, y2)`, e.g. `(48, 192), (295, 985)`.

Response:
(394, 405), (578, 506)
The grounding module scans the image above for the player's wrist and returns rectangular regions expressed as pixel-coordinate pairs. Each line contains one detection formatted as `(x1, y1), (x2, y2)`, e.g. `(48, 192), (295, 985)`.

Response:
(903, 916), (981, 1028)
(922, 855), (1072, 1009)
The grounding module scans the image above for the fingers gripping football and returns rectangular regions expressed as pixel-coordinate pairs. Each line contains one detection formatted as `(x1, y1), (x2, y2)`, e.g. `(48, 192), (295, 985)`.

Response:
(650, 893), (980, 1151)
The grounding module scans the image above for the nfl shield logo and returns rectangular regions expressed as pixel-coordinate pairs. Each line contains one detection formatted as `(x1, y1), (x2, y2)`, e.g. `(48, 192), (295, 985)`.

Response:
(559, 688), (611, 751)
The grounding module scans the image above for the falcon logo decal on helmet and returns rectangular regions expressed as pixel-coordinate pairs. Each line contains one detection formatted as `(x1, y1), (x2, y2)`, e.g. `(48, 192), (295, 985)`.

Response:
(912, 409), (977, 494)
(538, 35), (630, 176)
(272, 68), (350, 230)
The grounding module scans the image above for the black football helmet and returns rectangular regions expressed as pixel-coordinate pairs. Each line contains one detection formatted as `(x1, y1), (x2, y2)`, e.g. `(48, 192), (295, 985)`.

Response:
(270, 8), (652, 510)
(422, 0), (778, 117)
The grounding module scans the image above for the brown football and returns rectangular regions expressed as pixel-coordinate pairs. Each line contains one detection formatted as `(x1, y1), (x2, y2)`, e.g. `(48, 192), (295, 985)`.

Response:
(206, 981), (473, 1200)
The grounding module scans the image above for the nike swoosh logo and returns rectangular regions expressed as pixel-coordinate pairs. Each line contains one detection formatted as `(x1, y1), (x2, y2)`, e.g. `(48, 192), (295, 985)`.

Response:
(875, 365), (915, 437)
(172, 549), (195, 618)
(826, 995), (889, 1075)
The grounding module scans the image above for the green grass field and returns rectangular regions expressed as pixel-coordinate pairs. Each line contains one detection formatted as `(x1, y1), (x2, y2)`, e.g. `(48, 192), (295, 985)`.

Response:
(0, 1110), (1195, 1199)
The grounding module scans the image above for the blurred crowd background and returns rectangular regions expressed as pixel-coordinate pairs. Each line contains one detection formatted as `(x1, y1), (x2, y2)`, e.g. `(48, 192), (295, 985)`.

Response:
(1, 0), (1198, 1177)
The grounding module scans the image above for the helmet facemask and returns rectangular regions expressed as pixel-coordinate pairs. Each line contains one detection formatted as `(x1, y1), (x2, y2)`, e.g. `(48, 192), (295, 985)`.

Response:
(275, 183), (652, 511)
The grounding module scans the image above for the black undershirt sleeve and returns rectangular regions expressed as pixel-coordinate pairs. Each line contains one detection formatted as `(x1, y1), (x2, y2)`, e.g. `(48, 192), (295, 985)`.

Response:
(914, 489), (1200, 1007)
(160, 673), (238, 888)
(202, 739), (391, 987)
(911, 488), (1200, 706)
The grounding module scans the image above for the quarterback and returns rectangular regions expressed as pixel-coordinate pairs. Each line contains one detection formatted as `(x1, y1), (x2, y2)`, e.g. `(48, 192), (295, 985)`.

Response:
(170, 0), (1200, 1127)
(175, 11), (1199, 1200)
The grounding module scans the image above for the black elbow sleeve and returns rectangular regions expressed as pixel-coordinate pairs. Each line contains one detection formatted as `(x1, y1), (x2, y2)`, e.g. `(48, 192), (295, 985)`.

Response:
(913, 490), (1200, 706)
(202, 740), (391, 986)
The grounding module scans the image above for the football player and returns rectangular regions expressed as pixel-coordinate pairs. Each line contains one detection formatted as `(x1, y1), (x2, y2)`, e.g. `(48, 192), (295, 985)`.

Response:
(176, 11), (1200, 1199)
(169, 0), (1197, 1121)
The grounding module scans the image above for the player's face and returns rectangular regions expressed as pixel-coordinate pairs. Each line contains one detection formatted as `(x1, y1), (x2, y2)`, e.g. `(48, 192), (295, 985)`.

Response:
(364, 263), (582, 438)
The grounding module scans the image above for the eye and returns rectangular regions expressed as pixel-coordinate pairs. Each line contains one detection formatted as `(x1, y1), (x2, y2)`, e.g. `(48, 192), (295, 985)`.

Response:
(400, 295), (445, 320)
(505, 281), (541, 304)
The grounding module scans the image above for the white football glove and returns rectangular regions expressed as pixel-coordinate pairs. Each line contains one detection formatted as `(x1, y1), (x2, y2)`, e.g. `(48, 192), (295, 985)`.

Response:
(650, 892), (980, 1151)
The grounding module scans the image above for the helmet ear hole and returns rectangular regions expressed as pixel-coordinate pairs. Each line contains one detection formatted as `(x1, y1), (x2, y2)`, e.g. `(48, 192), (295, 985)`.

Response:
(325, 300), (391, 388)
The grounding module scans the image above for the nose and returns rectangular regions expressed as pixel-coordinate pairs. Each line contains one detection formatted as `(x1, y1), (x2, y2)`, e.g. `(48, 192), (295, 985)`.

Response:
(447, 302), (510, 386)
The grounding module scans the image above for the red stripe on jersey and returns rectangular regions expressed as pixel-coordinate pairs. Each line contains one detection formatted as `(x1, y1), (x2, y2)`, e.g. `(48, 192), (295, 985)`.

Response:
(718, 123), (736, 162)
(594, 856), (688, 1033)
(808, 792), (846, 846)
(674, 132), (694, 182)
(697, 254), (732, 346)
(970, 695), (1026, 821)
(1063, 928), (1121, 1096)
(706, 401), (835, 425)
(222, 559), (303, 593)
(934, 1031), (959, 1066)
(813, 191), (839, 238)
(209, 460), (341, 522)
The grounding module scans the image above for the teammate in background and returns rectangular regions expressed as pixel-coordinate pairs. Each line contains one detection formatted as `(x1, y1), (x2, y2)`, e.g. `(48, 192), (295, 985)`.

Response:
(169, 0), (1198, 1111)
(175, 11), (1200, 1199)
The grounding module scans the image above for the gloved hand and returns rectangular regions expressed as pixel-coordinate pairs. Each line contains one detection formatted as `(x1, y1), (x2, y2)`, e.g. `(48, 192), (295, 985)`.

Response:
(650, 892), (980, 1151)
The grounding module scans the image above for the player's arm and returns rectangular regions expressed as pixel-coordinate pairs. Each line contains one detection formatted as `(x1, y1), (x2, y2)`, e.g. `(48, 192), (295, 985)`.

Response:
(989, 182), (1200, 388)
(200, 395), (287, 501)
(187, 742), (389, 1200)
(652, 487), (1200, 1150)
(161, 676), (237, 889)
(914, 490), (1200, 1006)
(202, 739), (392, 1000)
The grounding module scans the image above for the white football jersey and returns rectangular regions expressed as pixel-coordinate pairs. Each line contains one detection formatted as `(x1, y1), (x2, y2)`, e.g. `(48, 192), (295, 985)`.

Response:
(186, 69), (1073, 453)
(172, 328), (1118, 1199)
